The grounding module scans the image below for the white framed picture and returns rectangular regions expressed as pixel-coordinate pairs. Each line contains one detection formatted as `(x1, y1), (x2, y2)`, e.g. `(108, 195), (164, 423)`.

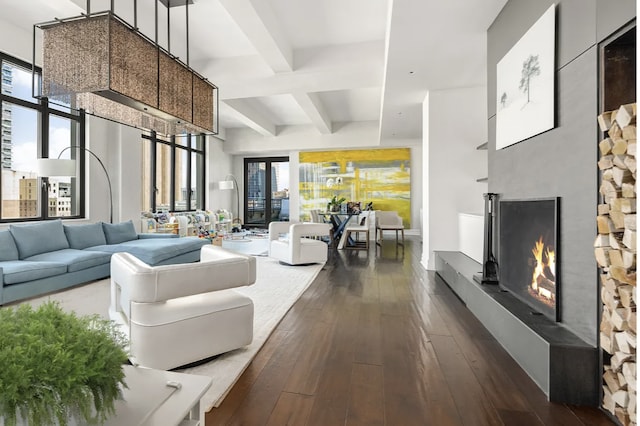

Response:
(496, 4), (556, 150)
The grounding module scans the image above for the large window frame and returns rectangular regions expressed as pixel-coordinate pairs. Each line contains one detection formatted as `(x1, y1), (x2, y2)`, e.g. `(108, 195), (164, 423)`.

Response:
(244, 156), (289, 228)
(142, 131), (206, 212)
(0, 52), (85, 223)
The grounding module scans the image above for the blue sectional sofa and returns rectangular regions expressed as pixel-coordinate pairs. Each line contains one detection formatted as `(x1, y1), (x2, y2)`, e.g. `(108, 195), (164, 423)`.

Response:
(0, 220), (210, 305)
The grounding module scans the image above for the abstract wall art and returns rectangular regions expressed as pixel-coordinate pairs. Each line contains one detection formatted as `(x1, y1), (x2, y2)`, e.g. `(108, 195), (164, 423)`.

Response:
(299, 148), (411, 226)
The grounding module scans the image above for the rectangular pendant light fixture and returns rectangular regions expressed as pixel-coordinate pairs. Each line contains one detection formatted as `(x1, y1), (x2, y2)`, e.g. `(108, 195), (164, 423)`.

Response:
(35, 6), (217, 136)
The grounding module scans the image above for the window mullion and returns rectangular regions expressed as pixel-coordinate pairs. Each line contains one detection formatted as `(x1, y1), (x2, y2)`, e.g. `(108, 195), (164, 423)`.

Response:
(186, 134), (192, 210)
(200, 134), (205, 209)
(40, 98), (49, 219)
(170, 135), (176, 211)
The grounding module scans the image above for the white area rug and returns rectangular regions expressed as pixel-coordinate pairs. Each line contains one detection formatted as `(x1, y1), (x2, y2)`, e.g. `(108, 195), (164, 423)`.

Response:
(21, 256), (323, 411)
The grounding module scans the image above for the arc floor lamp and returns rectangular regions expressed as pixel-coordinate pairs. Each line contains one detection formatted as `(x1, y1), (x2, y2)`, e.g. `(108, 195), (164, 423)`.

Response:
(37, 146), (113, 223)
(218, 174), (241, 224)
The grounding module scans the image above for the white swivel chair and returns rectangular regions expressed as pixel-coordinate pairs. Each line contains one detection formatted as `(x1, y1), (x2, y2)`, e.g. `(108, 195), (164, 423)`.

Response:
(269, 221), (331, 265)
(109, 245), (256, 370)
(376, 210), (405, 245)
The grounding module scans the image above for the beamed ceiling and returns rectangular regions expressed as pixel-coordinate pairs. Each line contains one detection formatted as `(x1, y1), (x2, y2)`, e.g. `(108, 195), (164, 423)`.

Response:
(0, 0), (507, 146)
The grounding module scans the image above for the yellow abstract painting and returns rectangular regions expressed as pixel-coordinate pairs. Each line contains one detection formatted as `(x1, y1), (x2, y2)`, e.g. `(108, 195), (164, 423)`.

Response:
(299, 148), (411, 227)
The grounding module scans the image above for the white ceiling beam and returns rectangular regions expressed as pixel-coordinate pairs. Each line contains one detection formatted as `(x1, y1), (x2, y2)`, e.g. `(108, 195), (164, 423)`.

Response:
(218, 0), (293, 73)
(222, 99), (277, 137)
(198, 41), (384, 99)
(217, 69), (380, 100)
(292, 92), (332, 134)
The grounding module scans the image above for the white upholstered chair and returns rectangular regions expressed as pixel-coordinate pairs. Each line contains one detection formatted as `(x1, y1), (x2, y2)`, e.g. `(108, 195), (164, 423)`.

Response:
(376, 210), (405, 245)
(338, 213), (370, 250)
(269, 221), (331, 265)
(109, 245), (256, 370)
(309, 209), (321, 223)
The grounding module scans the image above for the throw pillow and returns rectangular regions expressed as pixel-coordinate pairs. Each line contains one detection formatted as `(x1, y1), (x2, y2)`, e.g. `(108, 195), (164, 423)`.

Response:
(0, 230), (19, 261)
(64, 223), (107, 249)
(102, 220), (138, 244)
(9, 220), (70, 259)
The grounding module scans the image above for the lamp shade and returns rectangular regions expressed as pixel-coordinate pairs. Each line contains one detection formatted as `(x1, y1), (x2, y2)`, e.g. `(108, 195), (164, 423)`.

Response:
(219, 180), (235, 190)
(36, 159), (76, 177)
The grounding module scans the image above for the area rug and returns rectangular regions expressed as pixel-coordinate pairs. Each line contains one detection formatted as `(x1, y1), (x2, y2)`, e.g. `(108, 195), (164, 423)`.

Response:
(21, 256), (324, 410)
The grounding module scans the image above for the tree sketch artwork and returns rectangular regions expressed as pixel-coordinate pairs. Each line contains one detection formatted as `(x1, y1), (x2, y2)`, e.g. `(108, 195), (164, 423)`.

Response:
(519, 55), (541, 103)
(496, 5), (555, 150)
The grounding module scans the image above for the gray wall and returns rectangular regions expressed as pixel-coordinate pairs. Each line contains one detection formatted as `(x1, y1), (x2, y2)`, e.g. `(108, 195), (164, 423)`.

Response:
(487, 0), (635, 346)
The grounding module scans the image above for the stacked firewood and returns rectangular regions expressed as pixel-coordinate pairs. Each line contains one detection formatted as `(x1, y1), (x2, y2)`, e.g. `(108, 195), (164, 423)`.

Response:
(596, 103), (637, 426)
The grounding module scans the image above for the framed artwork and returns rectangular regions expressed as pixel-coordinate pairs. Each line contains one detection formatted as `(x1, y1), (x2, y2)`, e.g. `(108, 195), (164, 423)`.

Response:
(496, 4), (556, 150)
(298, 148), (411, 226)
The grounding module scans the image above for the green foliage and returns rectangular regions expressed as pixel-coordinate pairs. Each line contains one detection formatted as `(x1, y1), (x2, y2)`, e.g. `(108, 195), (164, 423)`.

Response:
(327, 195), (346, 211)
(0, 302), (128, 426)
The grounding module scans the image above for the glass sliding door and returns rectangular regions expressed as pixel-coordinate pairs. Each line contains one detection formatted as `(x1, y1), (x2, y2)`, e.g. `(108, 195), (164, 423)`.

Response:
(270, 160), (290, 221)
(245, 160), (266, 226)
(244, 156), (289, 228)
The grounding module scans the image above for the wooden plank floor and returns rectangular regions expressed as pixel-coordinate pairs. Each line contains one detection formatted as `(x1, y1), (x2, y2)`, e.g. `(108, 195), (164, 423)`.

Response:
(206, 237), (614, 426)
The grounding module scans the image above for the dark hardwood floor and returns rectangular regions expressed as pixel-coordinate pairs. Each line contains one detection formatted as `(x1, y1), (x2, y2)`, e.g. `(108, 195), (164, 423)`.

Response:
(206, 237), (614, 426)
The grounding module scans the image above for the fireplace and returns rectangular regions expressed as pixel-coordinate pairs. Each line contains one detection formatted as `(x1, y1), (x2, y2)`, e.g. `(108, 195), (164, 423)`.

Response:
(499, 198), (559, 321)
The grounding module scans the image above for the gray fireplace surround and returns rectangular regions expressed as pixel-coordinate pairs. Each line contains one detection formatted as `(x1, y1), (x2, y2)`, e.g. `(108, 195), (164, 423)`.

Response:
(435, 251), (598, 405)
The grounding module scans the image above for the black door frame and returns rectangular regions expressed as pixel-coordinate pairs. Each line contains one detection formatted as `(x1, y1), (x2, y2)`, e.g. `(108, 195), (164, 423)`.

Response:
(243, 156), (289, 228)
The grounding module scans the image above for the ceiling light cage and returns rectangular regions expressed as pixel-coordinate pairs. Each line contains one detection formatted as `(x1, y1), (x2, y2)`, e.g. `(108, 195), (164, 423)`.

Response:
(32, 3), (218, 137)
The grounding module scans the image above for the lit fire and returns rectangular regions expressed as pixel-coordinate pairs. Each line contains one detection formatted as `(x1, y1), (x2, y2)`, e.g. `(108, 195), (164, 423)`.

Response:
(530, 236), (556, 305)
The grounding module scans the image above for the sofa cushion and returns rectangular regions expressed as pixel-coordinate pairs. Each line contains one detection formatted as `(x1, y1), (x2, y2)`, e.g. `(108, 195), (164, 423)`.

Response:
(64, 223), (107, 249)
(87, 237), (209, 265)
(9, 220), (69, 259)
(0, 230), (19, 261)
(25, 249), (112, 273)
(102, 220), (138, 245)
(0, 260), (67, 285)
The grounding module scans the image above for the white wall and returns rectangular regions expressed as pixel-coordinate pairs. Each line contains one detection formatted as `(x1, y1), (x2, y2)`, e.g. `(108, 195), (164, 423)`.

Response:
(86, 117), (119, 223)
(289, 151), (301, 222)
(207, 136), (236, 217)
(424, 86), (488, 269)
(421, 93), (430, 269)
(0, 18), (34, 64)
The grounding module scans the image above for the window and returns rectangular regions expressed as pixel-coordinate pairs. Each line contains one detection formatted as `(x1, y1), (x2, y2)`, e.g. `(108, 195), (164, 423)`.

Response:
(0, 53), (85, 222)
(142, 132), (205, 212)
(244, 156), (289, 228)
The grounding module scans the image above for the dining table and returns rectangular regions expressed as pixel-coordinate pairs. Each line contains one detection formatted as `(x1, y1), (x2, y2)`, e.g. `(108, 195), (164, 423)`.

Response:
(321, 211), (358, 245)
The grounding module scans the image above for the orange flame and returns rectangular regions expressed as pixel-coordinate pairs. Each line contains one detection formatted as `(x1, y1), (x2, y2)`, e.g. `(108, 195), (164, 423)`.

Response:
(530, 236), (555, 301)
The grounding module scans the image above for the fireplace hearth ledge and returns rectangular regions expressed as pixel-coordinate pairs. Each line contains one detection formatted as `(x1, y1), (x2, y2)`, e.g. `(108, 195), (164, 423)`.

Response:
(435, 251), (599, 406)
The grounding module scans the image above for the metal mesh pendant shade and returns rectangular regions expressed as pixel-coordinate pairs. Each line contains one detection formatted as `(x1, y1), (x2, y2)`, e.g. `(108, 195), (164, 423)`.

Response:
(39, 12), (217, 136)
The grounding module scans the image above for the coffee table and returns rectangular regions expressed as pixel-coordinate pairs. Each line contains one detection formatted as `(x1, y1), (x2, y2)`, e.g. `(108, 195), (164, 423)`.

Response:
(221, 235), (269, 256)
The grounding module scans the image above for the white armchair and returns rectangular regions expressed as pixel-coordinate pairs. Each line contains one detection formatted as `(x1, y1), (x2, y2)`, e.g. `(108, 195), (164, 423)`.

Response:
(109, 245), (256, 370)
(269, 221), (331, 265)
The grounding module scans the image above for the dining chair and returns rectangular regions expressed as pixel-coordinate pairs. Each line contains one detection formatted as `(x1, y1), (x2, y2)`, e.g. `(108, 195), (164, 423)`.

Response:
(338, 213), (369, 250)
(310, 209), (336, 247)
(376, 210), (405, 246)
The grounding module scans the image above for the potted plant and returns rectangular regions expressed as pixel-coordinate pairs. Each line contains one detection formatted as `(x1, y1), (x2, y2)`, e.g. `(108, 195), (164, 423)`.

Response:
(0, 302), (128, 426)
(327, 195), (346, 212)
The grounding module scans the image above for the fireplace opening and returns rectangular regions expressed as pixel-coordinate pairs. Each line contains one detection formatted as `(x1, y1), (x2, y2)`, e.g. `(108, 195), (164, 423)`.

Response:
(499, 198), (559, 321)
